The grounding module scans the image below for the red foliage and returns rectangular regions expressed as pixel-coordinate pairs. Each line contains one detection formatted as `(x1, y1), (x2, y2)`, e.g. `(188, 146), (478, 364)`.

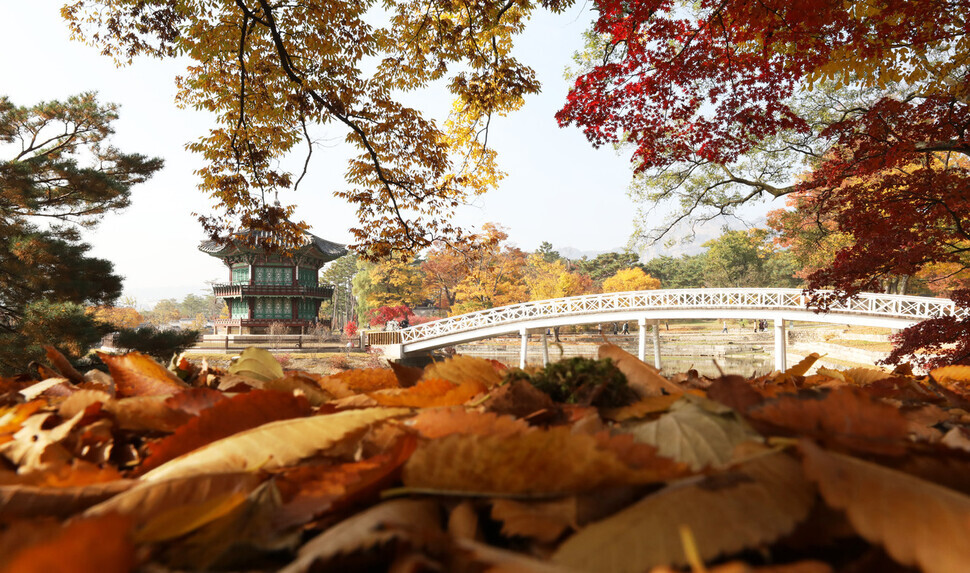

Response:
(343, 321), (358, 337)
(366, 304), (415, 327)
(557, 0), (970, 364)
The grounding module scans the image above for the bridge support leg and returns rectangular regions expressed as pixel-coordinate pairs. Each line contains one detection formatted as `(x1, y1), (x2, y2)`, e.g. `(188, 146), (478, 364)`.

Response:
(519, 328), (528, 369)
(652, 320), (662, 370)
(541, 332), (549, 366)
(774, 318), (787, 372)
(637, 318), (647, 362)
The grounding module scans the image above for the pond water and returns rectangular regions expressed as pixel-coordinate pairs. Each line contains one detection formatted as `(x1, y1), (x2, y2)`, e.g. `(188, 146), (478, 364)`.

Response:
(470, 351), (774, 379)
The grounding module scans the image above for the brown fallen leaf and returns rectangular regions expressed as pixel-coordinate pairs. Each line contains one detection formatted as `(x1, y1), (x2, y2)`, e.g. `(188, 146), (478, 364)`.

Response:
(748, 386), (909, 455)
(598, 344), (684, 397)
(448, 500), (481, 541)
(1, 513), (135, 573)
(137, 389), (312, 475)
(99, 351), (188, 397)
(403, 426), (686, 495)
(85, 471), (264, 525)
(624, 394), (761, 471)
(602, 394), (684, 422)
(409, 407), (532, 439)
(0, 480), (135, 518)
(134, 490), (249, 543)
(801, 438), (970, 573)
(104, 395), (194, 433)
(553, 448), (815, 572)
(280, 498), (443, 573)
(370, 378), (486, 408)
(0, 411), (84, 472)
(43, 345), (85, 385)
(140, 407), (411, 482)
(423, 355), (504, 388)
(491, 497), (577, 543)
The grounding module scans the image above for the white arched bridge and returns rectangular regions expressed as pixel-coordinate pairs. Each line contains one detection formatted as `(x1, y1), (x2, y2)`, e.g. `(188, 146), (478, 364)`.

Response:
(368, 288), (968, 371)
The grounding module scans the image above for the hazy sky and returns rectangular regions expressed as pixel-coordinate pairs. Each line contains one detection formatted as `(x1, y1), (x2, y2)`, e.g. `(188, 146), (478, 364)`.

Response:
(3, 3), (772, 308)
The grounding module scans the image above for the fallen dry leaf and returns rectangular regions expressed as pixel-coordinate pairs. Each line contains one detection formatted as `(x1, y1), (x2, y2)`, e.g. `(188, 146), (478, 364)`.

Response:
(801, 438), (970, 573)
(491, 497), (578, 543)
(140, 407), (411, 481)
(747, 386), (909, 454)
(99, 351), (188, 397)
(137, 389), (312, 475)
(409, 407), (532, 439)
(423, 355), (504, 388)
(625, 394), (761, 470)
(1, 513), (135, 573)
(599, 344), (684, 397)
(403, 426), (686, 495)
(553, 448), (814, 572)
(280, 498), (443, 573)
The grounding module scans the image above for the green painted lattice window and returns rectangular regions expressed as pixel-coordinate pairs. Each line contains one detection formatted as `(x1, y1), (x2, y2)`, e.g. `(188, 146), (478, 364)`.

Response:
(297, 267), (317, 287)
(230, 299), (248, 319)
(231, 266), (249, 284)
(297, 299), (318, 319)
(254, 297), (291, 320)
(254, 266), (291, 285)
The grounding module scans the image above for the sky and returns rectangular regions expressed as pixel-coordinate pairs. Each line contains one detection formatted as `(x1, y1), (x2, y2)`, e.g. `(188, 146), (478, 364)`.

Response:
(3, 3), (774, 308)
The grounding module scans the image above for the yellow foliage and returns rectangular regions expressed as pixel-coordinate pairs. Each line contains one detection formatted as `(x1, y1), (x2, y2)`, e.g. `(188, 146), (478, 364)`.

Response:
(602, 268), (661, 293)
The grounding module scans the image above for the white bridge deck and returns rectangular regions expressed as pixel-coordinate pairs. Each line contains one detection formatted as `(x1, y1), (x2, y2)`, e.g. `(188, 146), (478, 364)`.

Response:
(374, 289), (966, 371)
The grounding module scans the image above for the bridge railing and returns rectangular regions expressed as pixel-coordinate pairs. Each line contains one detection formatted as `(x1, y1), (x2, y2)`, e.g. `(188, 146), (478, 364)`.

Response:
(397, 288), (967, 344)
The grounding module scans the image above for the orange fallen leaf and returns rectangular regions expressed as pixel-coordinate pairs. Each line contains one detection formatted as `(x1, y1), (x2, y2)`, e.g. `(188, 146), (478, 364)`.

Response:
(370, 378), (486, 407)
(598, 344), (684, 397)
(747, 386), (909, 455)
(327, 368), (400, 393)
(99, 351), (188, 397)
(1, 513), (135, 573)
(137, 389), (312, 475)
(491, 497), (578, 543)
(409, 408), (532, 439)
(423, 355), (504, 388)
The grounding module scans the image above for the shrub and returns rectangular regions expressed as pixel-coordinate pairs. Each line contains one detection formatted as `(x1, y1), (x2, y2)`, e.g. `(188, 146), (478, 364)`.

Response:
(344, 321), (358, 337)
(114, 326), (200, 362)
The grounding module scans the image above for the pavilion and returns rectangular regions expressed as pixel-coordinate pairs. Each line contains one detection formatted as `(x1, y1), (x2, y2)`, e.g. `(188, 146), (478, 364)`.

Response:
(200, 230), (346, 335)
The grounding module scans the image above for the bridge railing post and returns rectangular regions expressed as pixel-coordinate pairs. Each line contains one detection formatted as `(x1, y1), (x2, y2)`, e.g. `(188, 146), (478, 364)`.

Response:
(637, 318), (647, 362)
(774, 318), (787, 372)
(519, 327), (528, 369)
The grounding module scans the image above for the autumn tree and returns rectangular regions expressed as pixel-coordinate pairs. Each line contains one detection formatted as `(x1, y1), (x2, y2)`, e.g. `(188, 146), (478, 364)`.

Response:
(701, 229), (799, 289)
(641, 254), (706, 289)
(0, 93), (162, 372)
(420, 245), (468, 314)
(602, 268), (660, 293)
(557, 0), (970, 364)
(62, 0), (572, 259)
(451, 224), (528, 314)
(87, 305), (145, 330)
(320, 253), (359, 329)
(572, 252), (642, 287)
(524, 253), (592, 300)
